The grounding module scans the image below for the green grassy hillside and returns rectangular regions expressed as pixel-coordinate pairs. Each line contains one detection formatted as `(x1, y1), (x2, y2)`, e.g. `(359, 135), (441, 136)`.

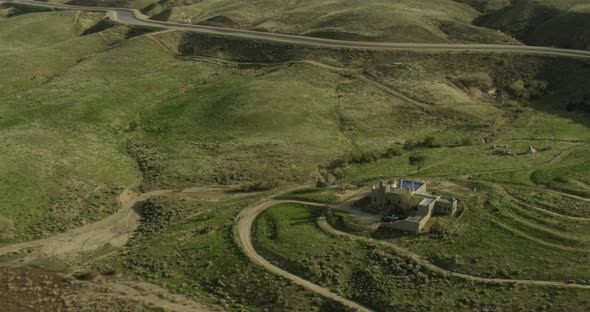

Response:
(254, 203), (590, 311)
(1, 10), (589, 243)
(1, 9), (589, 311)
(476, 0), (590, 50)
(103, 193), (349, 311)
(39, 0), (156, 9)
(0, 11), (142, 241)
(144, 0), (516, 44)
(456, 0), (512, 13)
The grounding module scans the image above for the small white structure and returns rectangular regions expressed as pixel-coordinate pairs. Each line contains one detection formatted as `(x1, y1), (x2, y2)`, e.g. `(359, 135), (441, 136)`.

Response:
(526, 145), (537, 154)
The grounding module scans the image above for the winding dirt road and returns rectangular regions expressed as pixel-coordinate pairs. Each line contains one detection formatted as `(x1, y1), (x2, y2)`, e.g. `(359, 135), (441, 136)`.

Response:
(235, 199), (373, 312)
(0, 189), (222, 312)
(1, 185), (588, 312)
(0, 190), (171, 261)
(7, 0), (590, 59)
(88, 280), (223, 312)
(317, 217), (590, 290)
(497, 185), (590, 222)
(234, 194), (590, 312)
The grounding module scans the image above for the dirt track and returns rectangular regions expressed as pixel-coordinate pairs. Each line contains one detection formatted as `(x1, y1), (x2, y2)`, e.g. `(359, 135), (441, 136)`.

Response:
(1, 185), (589, 312)
(0, 190), (170, 261)
(88, 280), (223, 312)
(235, 199), (374, 312)
(317, 217), (590, 290)
(0, 189), (223, 312)
(497, 185), (590, 222)
(235, 194), (590, 312)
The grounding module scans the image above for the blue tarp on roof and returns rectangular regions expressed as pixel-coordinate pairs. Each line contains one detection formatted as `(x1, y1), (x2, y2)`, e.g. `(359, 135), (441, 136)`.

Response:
(401, 180), (423, 190)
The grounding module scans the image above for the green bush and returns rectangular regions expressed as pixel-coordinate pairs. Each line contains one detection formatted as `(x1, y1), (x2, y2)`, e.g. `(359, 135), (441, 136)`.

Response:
(236, 180), (279, 192)
(403, 140), (417, 151)
(460, 137), (474, 146)
(429, 220), (451, 238)
(383, 146), (403, 158)
(508, 79), (548, 99)
(393, 191), (419, 217)
(328, 158), (348, 169)
(75, 270), (99, 281)
(422, 136), (441, 148)
(409, 154), (428, 174)
(565, 95), (590, 113)
(458, 72), (494, 89)
(404, 137), (441, 150)
(346, 150), (380, 164)
(0, 216), (15, 240)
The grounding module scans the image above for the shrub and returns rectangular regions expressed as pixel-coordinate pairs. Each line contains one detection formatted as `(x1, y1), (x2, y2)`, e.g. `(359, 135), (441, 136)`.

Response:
(409, 154), (428, 174)
(508, 80), (526, 98)
(458, 72), (494, 90)
(0, 216), (15, 240)
(430, 220), (450, 237)
(507, 79), (548, 99)
(565, 94), (590, 113)
(76, 271), (99, 281)
(101, 268), (119, 276)
(527, 80), (548, 99)
(403, 140), (417, 151)
(422, 136), (441, 148)
(460, 137), (474, 146)
(394, 192), (419, 217)
(236, 180), (279, 192)
(383, 146), (403, 158)
(404, 137), (441, 150)
(328, 158), (348, 169)
(316, 180), (329, 188)
(346, 150), (379, 164)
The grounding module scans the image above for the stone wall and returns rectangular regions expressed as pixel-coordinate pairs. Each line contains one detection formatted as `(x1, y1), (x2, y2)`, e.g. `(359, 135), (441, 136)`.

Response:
(381, 218), (428, 234)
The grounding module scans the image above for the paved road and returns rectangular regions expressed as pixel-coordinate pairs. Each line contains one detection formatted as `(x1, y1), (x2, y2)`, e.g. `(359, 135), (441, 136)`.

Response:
(7, 0), (590, 59)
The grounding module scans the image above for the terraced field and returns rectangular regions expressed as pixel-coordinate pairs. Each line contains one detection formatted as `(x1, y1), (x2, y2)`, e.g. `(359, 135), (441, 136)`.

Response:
(253, 202), (590, 311)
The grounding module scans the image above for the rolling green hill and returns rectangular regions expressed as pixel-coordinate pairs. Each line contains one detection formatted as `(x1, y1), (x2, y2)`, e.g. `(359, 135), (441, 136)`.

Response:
(456, 0), (512, 13)
(0, 10), (589, 243)
(35, 0), (156, 9)
(0, 11), (147, 241)
(46, 0), (517, 44)
(476, 0), (590, 50)
(145, 0), (516, 44)
(0, 8), (589, 312)
(29, 0), (590, 50)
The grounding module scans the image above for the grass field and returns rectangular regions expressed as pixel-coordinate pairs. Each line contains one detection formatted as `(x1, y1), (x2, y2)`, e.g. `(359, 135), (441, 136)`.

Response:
(366, 184), (590, 283)
(100, 193), (349, 311)
(33, 0), (590, 51)
(0, 8), (589, 311)
(457, 0), (512, 13)
(254, 203), (590, 311)
(1, 10), (589, 243)
(507, 187), (590, 218)
(277, 187), (350, 204)
(0, 11), (143, 242)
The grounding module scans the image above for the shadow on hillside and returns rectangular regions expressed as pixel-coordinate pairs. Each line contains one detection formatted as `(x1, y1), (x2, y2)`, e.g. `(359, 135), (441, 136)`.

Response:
(174, 31), (590, 130)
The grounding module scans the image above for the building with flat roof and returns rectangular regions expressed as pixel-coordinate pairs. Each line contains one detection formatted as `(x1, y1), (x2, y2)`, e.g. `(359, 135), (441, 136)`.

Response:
(368, 179), (458, 234)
